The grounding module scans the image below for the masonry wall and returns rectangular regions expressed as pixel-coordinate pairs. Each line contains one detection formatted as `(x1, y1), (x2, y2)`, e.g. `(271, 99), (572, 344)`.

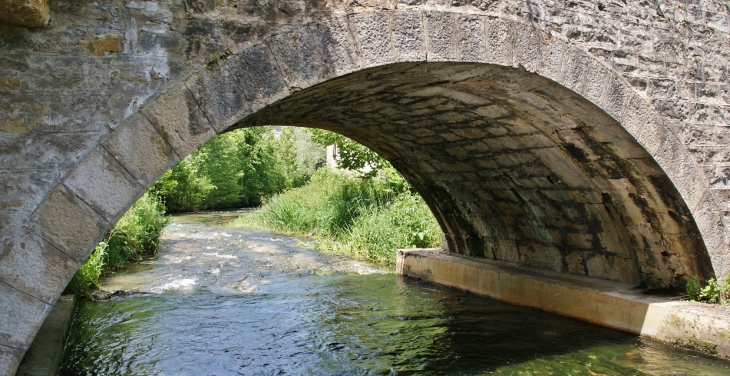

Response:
(1, 1), (729, 374)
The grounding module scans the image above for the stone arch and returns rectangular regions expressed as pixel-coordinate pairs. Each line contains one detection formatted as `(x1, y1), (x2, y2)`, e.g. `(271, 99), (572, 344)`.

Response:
(1, 6), (728, 374)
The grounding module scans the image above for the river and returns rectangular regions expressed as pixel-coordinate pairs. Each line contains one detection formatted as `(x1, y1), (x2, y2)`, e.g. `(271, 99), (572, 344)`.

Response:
(59, 211), (730, 375)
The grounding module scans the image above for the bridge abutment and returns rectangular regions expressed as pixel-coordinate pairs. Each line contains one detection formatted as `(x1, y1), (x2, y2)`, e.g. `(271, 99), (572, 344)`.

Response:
(397, 248), (730, 359)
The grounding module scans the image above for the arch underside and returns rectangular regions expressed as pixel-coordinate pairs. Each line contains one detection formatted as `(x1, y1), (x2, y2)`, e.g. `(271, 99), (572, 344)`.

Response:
(241, 62), (713, 290)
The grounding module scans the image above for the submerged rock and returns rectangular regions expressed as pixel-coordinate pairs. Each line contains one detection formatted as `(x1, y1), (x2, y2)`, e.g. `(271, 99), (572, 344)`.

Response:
(91, 289), (142, 301)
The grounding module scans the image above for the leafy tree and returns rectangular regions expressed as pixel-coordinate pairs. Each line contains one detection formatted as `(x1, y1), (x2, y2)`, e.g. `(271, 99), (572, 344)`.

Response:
(152, 153), (214, 212)
(308, 129), (385, 177)
(274, 127), (326, 188)
(151, 127), (288, 211)
(307, 128), (410, 193)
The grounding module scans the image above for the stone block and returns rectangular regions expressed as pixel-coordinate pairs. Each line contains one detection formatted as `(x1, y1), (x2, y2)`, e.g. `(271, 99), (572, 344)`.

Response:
(0, 0), (49, 27)
(425, 12), (457, 61)
(582, 59), (611, 106)
(652, 130), (707, 211)
(0, 230), (77, 303)
(0, 209), (29, 255)
(602, 74), (632, 122)
(692, 194), (727, 254)
(30, 185), (108, 262)
(512, 23), (540, 72)
(620, 94), (663, 155)
(0, 282), (50, 350)
(565, 251), (585, 275)
(310, 17), (359, 76)
(0, 132), (102, 171)
(518, 242), (563, 272)
(103, 114), (177, 186)
(535, 30), (566, 83)
(266, 26), (332, 89)
(455, 13), (485, 62)
(0, 170), (55, 213)
(392, 10), (426, 61)
(64, 147), (142, 223)
(185, 60), (252, 133)
(0, 345), (23, 376)
(485, 19), (513, 67)
(561, 48), (588, 94)
(350, 11), (393, 67)
(141, 84), (217, 158)
(532, 147), (593, 189)
(232, 44), (290, 114)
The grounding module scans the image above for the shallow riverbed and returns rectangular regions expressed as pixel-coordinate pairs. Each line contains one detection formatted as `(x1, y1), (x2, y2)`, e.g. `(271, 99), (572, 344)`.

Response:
(59, 211), (730, 375)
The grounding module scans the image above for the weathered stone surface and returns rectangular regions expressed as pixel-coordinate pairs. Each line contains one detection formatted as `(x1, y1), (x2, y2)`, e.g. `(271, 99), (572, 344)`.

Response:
(266, 27), (331, 90)
(0, 230), (77, 303)
(349, 11), (393, 67)
(0, 0), (49, 27)
(393, 11), (426, 62)
(30, 185), (108, 262)
(0, 282), (49, 350)
(0, 345), (22, 376)
(141, 84), (217, 158)
(64, 147), (142, 223)
(103, 113), (177, 186)
(310, 16), (359, 76)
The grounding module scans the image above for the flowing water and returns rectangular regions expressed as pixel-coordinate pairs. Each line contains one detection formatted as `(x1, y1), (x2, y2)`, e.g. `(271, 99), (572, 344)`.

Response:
(60, 211), (730, 375)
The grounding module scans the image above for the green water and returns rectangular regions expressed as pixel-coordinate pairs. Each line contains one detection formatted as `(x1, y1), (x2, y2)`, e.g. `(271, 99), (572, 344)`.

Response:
(59, 212), (730, 375)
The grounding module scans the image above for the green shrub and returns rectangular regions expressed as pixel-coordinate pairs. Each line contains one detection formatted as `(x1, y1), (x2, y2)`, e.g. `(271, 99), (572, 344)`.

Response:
(66, 193), (169, 296)
(104, 192), (170, 271)
(151, 127), (293, 212)
(65, 242), (106, 295)
(319, 194), (441, 265)
(235, 170), (441, 266)
(686, 274), (730, 304)
(236, 169), (395, 236)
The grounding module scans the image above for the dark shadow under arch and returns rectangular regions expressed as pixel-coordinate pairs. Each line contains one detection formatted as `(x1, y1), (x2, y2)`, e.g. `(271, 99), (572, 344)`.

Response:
(237, 62), (714, 290)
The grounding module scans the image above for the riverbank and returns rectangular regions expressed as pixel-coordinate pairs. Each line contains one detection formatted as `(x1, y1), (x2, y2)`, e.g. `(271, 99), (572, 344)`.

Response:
(398, 248), (730, 359)
(234, 169), (441, 266)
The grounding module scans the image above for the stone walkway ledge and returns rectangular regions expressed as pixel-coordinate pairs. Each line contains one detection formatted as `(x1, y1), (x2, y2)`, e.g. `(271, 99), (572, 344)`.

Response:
(396, 249), (730, 359)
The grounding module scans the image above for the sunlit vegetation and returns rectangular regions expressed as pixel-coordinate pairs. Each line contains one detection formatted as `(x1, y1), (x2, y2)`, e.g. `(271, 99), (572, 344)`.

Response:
(235, 130), (441, 266)
(686, 275), (730, 304)
(65, 193), (169, 296)
(68, 126), (439, 295)
(151, 127), (324, 212)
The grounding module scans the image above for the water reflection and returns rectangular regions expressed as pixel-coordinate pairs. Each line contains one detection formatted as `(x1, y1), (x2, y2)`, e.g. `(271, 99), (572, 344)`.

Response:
(60, 212), (730, 375)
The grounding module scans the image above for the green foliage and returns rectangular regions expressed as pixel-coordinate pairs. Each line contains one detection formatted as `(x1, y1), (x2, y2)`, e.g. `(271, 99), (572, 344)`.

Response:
(237, 169), (395, 236)
(65, 242), (106, 296)
(152, 154), (214, 212)
(151, 127), (289, 211)
(273, 127), (326, 188)
(308, 129), (387, 178)
(686, 275), (730, 304)
(66, 193), (169, 297)
(318, 194), (441, 266)
(104, 192), (170, 271)
(236, 170), (441, 266)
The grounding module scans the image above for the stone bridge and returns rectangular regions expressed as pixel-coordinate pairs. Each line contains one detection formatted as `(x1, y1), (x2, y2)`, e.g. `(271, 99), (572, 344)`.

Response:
(2, 0), (730, 373)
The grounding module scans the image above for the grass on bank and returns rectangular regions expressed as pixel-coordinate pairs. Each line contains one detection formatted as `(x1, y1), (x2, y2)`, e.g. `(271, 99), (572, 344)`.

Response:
(234, 169), (441, 266)
(65, 193), (169, 296)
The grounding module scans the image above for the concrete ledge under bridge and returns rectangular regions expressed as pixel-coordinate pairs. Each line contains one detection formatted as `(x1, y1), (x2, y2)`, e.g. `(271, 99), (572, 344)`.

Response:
(397, 249), (730, 359)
